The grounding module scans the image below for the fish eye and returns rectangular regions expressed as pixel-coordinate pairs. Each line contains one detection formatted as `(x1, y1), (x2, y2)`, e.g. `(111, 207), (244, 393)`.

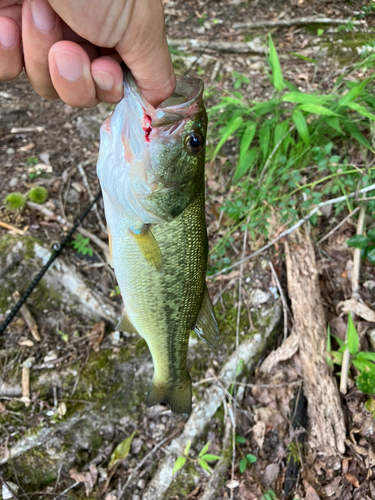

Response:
(185, 132), (204, 154)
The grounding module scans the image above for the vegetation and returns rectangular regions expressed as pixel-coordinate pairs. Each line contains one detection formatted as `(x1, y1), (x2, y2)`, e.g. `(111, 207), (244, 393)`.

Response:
(207, 35), (375, 273)
(347, 229), (375, 264)
(70, 234), (94, 257)
(4, 192), (26, 209)
(28, 186), (48, 204)
(173, 440), (221, 474)
(327, 314), (375, 394)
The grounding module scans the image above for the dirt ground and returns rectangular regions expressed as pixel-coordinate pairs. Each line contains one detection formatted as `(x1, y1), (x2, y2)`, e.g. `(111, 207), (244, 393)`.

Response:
(1, 0), (375, 499)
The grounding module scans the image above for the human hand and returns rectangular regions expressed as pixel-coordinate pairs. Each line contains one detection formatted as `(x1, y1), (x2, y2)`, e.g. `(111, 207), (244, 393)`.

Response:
(0, 0), (175, 107)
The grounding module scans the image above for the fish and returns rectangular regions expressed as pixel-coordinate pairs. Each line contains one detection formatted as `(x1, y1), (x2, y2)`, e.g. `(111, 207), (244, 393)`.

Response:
(96, 69), (219, 415)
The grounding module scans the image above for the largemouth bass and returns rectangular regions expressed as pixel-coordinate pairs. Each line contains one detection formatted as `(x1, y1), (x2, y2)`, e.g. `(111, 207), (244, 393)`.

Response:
(97, 70), (219, 415)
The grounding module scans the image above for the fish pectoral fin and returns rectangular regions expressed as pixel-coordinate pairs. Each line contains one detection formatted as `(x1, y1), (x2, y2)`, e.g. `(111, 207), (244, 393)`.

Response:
(193, 285), (220, 349)
(146, 373), (192, 416)
(116, 308), (138, 334)
(129, 224), (163, 272)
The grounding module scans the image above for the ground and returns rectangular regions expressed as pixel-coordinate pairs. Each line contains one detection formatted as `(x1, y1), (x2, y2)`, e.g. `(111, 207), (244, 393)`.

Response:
(1, 0), (375, 499)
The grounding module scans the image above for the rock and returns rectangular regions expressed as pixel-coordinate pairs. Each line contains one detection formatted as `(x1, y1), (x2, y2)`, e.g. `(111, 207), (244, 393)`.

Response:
(262, 463), (279, 488)
(249, 288), (271, 307)
(368, 329), (375, 350)
(9, 177), (18, 187)
(6, 147), (15, 155)
(66, 188), (80, 204)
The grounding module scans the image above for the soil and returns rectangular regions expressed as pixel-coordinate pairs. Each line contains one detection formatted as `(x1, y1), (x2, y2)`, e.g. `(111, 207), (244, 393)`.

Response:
(1, 0), (375, 499)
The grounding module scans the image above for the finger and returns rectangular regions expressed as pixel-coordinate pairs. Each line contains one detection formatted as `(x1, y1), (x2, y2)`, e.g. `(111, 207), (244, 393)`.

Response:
(22, 0), (65, 99)
(48, 40), (99, 108)
(91, 56), (123, 104)
(117, 0), (176, 107)
(0, 15), (23, 80)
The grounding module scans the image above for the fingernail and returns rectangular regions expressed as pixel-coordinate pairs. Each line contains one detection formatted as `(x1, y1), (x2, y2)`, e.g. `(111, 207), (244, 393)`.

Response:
(54, 51), (83, 81)
(0, 21), (17, 48)
(92, 71), (114, 91)
(31, 0), (56, 31)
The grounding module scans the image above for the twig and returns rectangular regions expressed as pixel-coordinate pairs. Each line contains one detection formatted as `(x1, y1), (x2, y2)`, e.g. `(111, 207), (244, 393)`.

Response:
(317, 206), (360, 244)
(27, 201), (110, 261)
(269, 261), (290, 340)
(0, 471), (20, 500)
(233, 16), (364, 29)
(53, 481), (79, 500)
(167, 37), (266, 54)
(12, 291), (41, 342)
(340, 205), (365, 394)
(212, 183), (375, 278)
(77, 162), (107, 235)
(0, 221), (25, 235)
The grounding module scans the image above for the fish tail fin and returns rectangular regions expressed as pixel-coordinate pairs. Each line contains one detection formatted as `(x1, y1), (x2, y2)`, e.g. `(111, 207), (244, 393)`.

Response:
(146, 373), (192, 416)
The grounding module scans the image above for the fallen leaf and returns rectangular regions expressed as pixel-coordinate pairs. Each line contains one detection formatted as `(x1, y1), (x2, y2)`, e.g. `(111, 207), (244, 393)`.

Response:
(303, 481), (320, 500)
(69, 468), (86, 483)
(251, 421), (266, 450)
(69, 466), (98, 497)
(18, 339), (34, 347)
(342, 457), (351, 474)
(108, 430), (137, 470)
(338, 299), (375, 323)
(105, 495), (117, 500)
(226, 479), (239, 489)
(0, 402), (6, 414)
(344, 473), (359, 487)
(89, 321), (106, 352)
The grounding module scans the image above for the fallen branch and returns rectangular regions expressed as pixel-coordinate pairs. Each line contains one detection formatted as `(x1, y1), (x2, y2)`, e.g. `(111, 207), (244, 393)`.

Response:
(142, 303), (281, 500)
(340, 205), (365, 394)
(0, 221), (24, 236)
(77, 162), (107, 235)
(212, 183), (375, 278)
(167, 37), (266, 54)
(27, 201), (110, 262)
(233, 16), (364, 30)
(317, 206), (360, 244)
(12, 291), (41, 342)
(285, 229), (345, 455)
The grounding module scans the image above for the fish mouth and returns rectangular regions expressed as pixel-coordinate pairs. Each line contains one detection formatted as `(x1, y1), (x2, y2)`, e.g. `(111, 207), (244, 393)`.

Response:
(122, 67), (204, 129)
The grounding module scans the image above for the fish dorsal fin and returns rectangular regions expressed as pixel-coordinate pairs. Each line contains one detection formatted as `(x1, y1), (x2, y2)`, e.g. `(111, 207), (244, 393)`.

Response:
(193, 285), (220, 349)
(129, 224), (163, 271)
(116, 308), (138, 334)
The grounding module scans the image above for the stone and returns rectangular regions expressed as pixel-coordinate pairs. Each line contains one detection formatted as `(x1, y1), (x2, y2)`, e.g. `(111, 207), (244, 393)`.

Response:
(249, 288), (271, 307)
(262, 463), (279, 488)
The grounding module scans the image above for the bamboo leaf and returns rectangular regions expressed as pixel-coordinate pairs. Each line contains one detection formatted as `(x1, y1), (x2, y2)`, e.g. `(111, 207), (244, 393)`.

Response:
(259, 124), (270, 158)
(213, 114), (243, 159)
(292, 109), (310, 145)
(173, 456), (187, 474)
(338, 78), (371, 108)
(347, 313), (359, 355)
(282, 92), (332, 105)
(239, 122), (257, 160)
(326, 117), (342, 133)
(344, 122), (372, 150)
(347, 102), (375, 121)
(235, 148), (258, 180)
(184, 440), (191, 457)
(202, 454), (221, 461)
(199, 442), (210, 457)
(108, 431), (136, 470)
(198, 459), (211, 472)
(268, 34), (284, 92)
(298, 104), (341, 117)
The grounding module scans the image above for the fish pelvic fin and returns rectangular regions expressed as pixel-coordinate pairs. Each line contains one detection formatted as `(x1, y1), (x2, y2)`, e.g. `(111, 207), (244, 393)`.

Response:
(193, 284), (220, 349)
(146, 373), (192, 416)
(129, 224), (163, 272)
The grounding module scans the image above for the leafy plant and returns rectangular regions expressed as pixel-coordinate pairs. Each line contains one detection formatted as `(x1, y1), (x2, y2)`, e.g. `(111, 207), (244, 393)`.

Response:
(28, 186), (48, 204)
(4, 192), (26, 209)
(235, 434), (257, 473)
(207, 34), (375, 273)
(71, 234), (93, 257)
(347, 229), (375, 264)
(173, 440), (221, 474)
(27, 156), (39, 166)
(233, 71), (250, 90)
(110, 285), (121, 298)
(327, 313), (375, 394)
(261, 490), (277, 500)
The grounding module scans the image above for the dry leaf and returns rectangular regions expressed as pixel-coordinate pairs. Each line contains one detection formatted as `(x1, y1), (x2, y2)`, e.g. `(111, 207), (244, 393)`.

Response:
(105, 495), (117, 500)
(69, 466), (98, 497)
(226, 479), (239, 489)
(89, 321), (106, 352)
(344, 473), (359, 487)
(338, 299), (375, 323)
(69, 468), (87, 483)
(251, 420), (266, 450)
(57, 402), (67, 418)
(0, 402), (6, 414)
(18, 339), (34, 347)
(342, 457), (350, 474)
(304, 483), (320, 500)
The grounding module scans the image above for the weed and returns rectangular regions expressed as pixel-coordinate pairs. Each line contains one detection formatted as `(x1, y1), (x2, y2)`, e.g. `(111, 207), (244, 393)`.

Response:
(71, 234), (93, 257)
(109, 286), (121, 298)
(261, 491), (277, 500)
(4, 192), (26, 210)
(207, 34), (375, 273)
(347, 229), (375, 264)
(173, 441), (221, 475)
(27, 156), (39, 166)
(327, 313), (375, 394)
(233, 71), (250, 90)
(28, 186), (48, 204)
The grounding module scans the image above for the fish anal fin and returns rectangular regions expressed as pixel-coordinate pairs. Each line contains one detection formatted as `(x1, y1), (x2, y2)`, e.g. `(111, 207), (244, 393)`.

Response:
(193, 285), (220, 349)
(116, 308), (138, 334)
(129, 224), (163, 272)
(146, 374), (192, 416)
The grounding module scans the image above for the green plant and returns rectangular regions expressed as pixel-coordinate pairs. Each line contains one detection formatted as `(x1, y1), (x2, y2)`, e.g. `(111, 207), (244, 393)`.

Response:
(28, 186), (48, 204)
(71, 234), (93, 257)
(109, 285), (121, 298)
(173, 441), (221, 474)
(235, 434), (257, 473)
(233, 71), (250, 90)
(327, 313), (375, 394)
(261, 490), (277, 500)
(347, 229), (375, 264)
(337, 20), (354, 32)
(207, 34), (375, 273)
(27, 156), (39, 166)
(4, 192), (26, 209)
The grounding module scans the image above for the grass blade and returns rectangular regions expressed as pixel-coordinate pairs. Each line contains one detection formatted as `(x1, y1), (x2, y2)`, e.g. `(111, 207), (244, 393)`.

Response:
(298, 104), (341, 117)
(213, 114), (243, 159)
(292, 109), (310, 145)
(282, 92), (332, 105)
(239, 122), (257, 159)
(268, 34), (284, 92)
(338, 78), (371, 108)
(344, 122), (372, 150)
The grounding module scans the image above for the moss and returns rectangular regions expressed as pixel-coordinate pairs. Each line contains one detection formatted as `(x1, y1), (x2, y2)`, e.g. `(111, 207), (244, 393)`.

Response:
(166, 462), (201, 498)
(11, 450), (58, 488)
